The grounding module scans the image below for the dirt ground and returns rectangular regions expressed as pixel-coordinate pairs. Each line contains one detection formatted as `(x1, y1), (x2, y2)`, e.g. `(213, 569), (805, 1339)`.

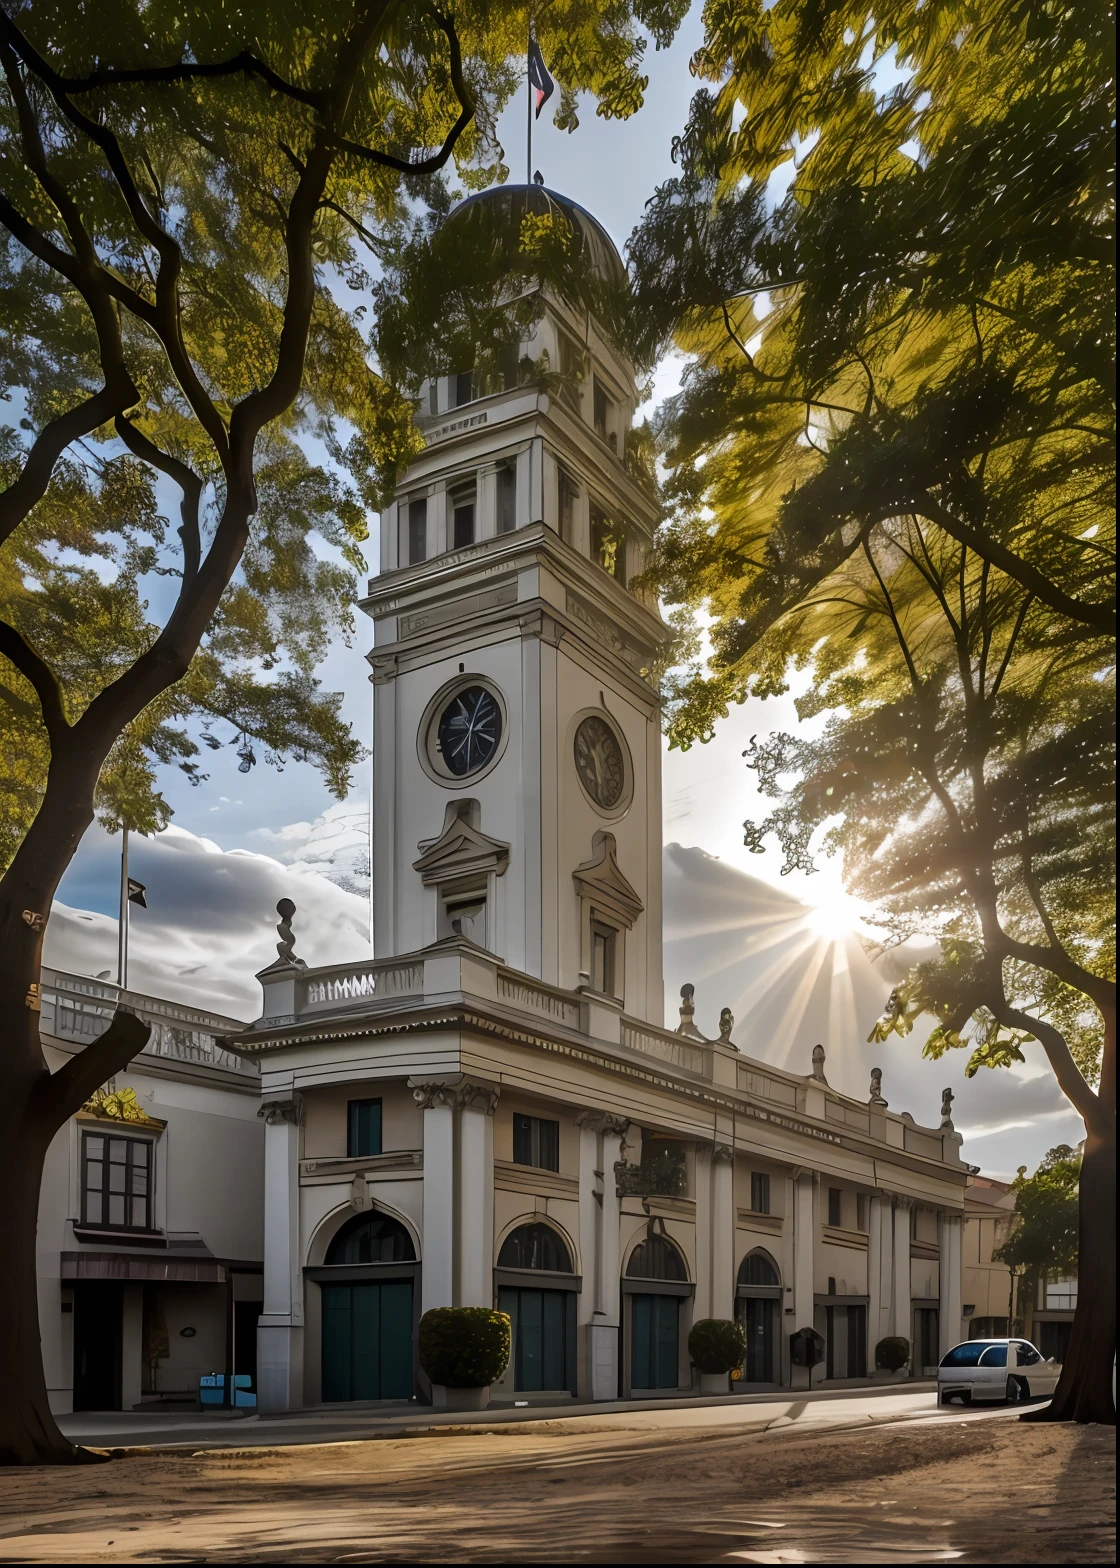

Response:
(0, 1413), (1113, 1564)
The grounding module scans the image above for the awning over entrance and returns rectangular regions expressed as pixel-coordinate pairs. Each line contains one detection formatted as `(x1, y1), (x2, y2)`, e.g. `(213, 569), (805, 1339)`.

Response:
(62, 1251), (229, 1283)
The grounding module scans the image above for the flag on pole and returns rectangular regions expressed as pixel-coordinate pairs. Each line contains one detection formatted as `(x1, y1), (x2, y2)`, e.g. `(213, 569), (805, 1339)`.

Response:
(528, 36), (554, 120)
(127, 878), (147, 908)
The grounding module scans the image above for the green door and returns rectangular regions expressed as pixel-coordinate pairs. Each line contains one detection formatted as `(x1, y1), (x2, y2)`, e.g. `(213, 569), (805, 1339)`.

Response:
(630, 1294), (679, 1389)
(498, 1287), (574, 1392)
(321, 1279), (412, 1402)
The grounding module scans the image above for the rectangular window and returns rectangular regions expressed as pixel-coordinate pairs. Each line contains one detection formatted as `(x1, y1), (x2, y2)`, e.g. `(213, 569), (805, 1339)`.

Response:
(589, 503), (614, 572)
(856, 1193), (869, 1232)
(498, 339), (521, 391)
(408, 498), (427, 564)
(828, 1187), (843, 1228)
(427, 380), (439, 415)
(593, 377), (610, 441)
(81, 1131), (152, 1230)
(558, 331), (583, 411)
(557, 469), (576, 546)
(512, 1113), (560, 1172)
(454, 369), (474, 407)
(497, 465), (517, 533)
(451, 484), (476, 550)
(347, 1099), (383, 1159)
(591, 921), (617, 996)
(750, 1171), (771, 1215)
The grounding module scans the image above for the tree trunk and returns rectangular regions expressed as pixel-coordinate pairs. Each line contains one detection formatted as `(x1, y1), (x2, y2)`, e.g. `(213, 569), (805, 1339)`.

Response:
(0, 961), (151, 1464)
(1023, 1121), (1116, 1425)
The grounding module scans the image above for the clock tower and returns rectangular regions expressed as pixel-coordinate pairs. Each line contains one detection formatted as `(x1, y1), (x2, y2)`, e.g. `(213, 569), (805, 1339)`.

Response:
(363, 185), (669, 1024)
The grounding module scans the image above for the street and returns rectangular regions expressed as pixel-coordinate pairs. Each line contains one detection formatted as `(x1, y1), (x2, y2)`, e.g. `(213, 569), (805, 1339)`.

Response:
(1, 1389), (1113, 1563)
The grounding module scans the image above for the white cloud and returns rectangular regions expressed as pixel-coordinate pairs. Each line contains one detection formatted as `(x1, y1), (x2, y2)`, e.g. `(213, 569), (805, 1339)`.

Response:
(47, 822), (370, 1020)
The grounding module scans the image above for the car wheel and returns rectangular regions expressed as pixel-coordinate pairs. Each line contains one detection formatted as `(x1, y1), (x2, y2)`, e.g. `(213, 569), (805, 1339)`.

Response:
(940, 1391), (954, 1405)
(959, 1390), (972, 1405)
(1006, 1377), (1023, 1403)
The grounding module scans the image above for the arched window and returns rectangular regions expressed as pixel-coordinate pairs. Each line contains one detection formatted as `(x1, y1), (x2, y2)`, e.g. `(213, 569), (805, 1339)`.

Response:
(738, 1250), (780, 1289)
(498, 1222), (572, 1273)
(324, 1211), (416, 1266)
(626, 1235), (687, 1282)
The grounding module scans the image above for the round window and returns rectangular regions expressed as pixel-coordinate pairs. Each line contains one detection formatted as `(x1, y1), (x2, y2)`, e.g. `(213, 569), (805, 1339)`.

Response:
(435, 684), (504, 778)
(573, 713), (629, 812)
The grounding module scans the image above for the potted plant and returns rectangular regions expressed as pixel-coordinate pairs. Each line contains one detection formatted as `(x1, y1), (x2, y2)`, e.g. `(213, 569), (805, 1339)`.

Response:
(688, 1318), (747, 1395)
(419, 1307), (511, 1411)
(874, 1335), (911, 1381)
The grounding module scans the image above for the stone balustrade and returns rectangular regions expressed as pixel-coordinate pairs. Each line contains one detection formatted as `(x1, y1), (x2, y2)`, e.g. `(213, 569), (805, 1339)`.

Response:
(40, 967), (256, 1077)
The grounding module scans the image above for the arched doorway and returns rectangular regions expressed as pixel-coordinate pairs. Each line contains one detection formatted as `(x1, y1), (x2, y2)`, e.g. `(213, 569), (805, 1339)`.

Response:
(316, 1212), (417, 1403)
(496, 1223), (579, 1395)
(625, 1234), (689, 1392)
(737, 1249), (782, 1385)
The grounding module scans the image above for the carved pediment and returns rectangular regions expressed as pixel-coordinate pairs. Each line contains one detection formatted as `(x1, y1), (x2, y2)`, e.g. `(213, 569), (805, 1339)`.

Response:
(573, 831), (643, 929)
(413, 799), (510, 887)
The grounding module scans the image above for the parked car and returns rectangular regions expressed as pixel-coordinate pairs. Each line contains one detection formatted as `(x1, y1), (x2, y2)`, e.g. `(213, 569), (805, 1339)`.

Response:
(938, 1339), (1060, 1405)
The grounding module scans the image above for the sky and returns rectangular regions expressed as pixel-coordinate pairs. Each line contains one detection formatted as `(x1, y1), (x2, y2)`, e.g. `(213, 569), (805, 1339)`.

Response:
(47, 9), (1084, 1179)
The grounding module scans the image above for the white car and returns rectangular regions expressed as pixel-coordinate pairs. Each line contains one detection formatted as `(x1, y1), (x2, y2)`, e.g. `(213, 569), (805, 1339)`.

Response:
(938, 1338), (1061, 1405)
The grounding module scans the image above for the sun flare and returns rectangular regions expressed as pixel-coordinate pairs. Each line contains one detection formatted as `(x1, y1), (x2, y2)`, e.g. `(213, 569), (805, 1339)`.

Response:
(801, 888), (871, 942)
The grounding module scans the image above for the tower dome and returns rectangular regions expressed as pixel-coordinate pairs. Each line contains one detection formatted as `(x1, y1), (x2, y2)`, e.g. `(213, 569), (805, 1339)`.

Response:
(446, 183), (626, 288)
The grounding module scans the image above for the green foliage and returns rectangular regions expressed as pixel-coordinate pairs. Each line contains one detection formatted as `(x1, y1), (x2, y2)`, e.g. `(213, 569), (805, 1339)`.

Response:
(0, 1), (684, 865)
(626, 0), (1115, 1120)
(994, 1145), (1080, 1282)
(418, 1307), (511, 1388)
(688, 1316), (746, 1375)
(874, 1335), (910, 1373)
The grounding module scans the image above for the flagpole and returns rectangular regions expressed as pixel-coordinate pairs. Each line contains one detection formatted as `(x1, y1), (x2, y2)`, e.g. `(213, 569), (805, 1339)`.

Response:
(117, 825), (129, 991)
(526, 26), (532, 184)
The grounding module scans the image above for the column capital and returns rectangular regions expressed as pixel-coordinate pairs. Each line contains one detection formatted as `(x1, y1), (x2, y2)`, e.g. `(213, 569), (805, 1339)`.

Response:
(712, 1142), (735, 1165)
(576, 1109), (630, 1140)
(457, 1080), (501, 1115)
(409, 1076), (459, 1110)
(258, 1094), (302, 1125)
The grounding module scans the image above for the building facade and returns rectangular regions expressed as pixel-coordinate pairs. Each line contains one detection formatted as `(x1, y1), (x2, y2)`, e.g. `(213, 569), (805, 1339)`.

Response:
(232, 186), (970, 1413)
(37, 967), (263, 1414)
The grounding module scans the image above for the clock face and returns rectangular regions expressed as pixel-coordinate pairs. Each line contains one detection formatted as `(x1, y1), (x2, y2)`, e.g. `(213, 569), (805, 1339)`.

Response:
(574, 715), (626, 810)
(436, 685), (503, 777)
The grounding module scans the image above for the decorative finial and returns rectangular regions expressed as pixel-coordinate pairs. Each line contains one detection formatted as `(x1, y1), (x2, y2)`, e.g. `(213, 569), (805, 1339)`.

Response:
(869, 1067), (888, 1106)
(940, 1086), (955, 1129)
(275, 898), (304, 967)
(811, 1043), (827, 1082)
(671, 978), (696, 1041)
(533, 168), (545, 185)
(718, 1007), (736, 1047)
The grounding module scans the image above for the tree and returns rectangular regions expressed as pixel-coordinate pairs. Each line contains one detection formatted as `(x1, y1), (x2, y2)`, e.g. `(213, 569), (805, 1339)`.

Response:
(995, 1145), (1080, 1339)
(628, 0), (1115, 1423)
(0, 0), (686, 1464)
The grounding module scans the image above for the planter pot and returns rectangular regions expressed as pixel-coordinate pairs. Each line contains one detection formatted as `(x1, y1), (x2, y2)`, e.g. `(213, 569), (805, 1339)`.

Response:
(699, 1372), (730, 1395)
(431, 1384), (490, 1412)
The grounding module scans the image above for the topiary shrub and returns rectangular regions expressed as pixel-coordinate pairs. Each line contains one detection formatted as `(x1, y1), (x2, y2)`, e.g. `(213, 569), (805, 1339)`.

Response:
(688, 1317), (747, 1375)
(875, 1335), (910, 1373)
(419, 1307), (511, 1388)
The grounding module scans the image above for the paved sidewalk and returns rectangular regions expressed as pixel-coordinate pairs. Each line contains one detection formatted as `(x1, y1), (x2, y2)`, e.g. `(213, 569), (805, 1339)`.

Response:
(59, 1379), (940, 1451)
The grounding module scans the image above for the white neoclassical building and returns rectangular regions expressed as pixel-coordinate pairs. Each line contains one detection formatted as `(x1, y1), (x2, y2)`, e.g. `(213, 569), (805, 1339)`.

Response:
(231, 185), (969, 1411)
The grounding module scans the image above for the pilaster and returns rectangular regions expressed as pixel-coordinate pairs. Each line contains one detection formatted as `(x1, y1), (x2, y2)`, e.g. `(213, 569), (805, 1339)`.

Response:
(457, 1081), (499, 1306)
(576, 1110), (628, 1399)
(938, 1210), (963, 1357)
(257, 1096), (304, 1412)
(892, 1195), (914, 1343)
(710, 1145), (735, 1319)
(411, 1079), (457, 1313)
(791, 1169), (816, 1388)
(692, 1143), (713, 1322)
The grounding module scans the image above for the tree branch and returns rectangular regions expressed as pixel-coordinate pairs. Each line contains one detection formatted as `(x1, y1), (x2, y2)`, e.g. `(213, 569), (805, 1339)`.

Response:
(114, 417), (202, 583)
(0, 621), (68, 740)
(916, 494), (1115, 636)
(986, 991), (1103, 1130)
(56, 48), (326, 109)
(326, 8), (474, 173)
(32, 1009), (152, 1133)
